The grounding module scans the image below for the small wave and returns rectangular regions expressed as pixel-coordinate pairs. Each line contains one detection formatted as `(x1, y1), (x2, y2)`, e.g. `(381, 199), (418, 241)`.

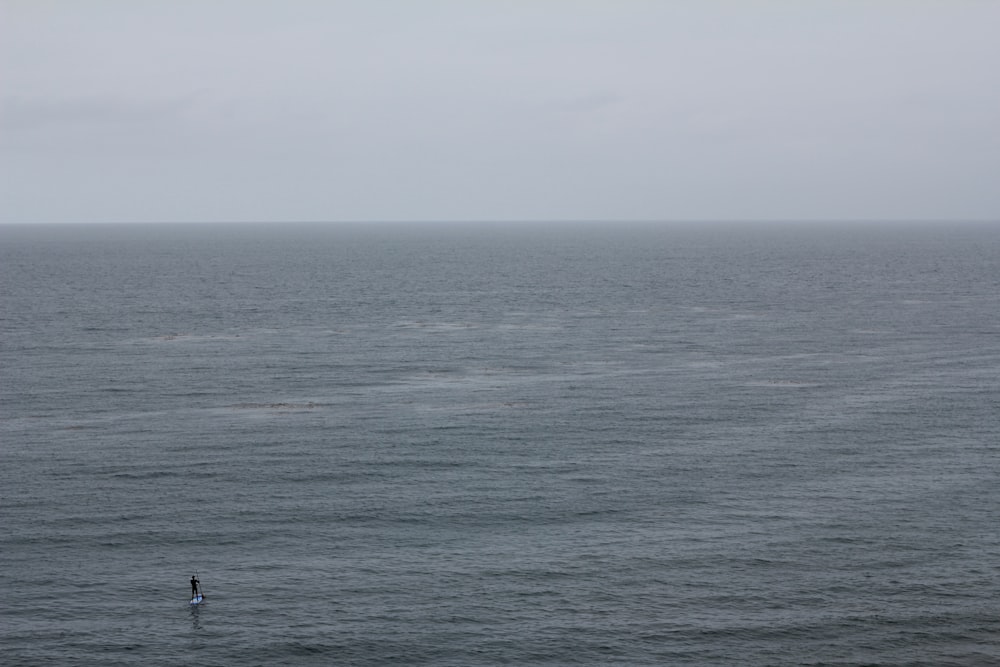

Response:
(225, 402), (323, 411)
(392, 320), (477, 331)
(745, 379), (819, 388)
(143, 333), (245, 343)
(110, 470), (183, 480)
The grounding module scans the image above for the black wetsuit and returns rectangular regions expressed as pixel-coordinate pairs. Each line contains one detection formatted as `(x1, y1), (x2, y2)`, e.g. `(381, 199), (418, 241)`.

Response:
(191, 578), (199, 597)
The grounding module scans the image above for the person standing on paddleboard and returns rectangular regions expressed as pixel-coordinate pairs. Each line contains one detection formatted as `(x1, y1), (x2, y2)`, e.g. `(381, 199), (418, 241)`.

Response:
(191, 575), (200, 598)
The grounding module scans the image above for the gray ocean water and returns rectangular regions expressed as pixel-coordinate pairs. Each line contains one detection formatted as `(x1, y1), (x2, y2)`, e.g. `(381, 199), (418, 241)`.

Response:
(2, 221), (998, 666)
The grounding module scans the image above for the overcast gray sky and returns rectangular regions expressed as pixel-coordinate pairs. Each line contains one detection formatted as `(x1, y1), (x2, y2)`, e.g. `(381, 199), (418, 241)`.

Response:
(2, 1), (998, 224)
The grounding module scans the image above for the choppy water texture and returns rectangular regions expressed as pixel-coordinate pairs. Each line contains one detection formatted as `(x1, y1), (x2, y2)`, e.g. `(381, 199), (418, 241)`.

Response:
(2, 222), (999, 666)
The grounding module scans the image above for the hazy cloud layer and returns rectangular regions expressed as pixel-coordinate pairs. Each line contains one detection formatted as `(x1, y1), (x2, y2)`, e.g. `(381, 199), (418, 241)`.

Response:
(2, 1), (998, 223)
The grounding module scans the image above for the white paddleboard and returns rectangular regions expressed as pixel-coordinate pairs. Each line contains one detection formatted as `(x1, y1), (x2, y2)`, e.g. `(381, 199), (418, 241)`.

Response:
(189, 594), (204, 605)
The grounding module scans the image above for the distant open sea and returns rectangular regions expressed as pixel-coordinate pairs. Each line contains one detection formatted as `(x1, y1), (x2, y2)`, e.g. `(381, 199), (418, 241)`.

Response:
(2, 221), (998, 666)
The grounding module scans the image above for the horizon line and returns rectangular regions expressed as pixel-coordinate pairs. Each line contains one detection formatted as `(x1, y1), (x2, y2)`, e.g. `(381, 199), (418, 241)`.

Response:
(1, 218), (998, 226)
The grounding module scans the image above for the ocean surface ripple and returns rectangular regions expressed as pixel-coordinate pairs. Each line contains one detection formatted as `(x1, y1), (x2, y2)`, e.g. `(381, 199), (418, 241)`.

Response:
(2, 222), (999, 666)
